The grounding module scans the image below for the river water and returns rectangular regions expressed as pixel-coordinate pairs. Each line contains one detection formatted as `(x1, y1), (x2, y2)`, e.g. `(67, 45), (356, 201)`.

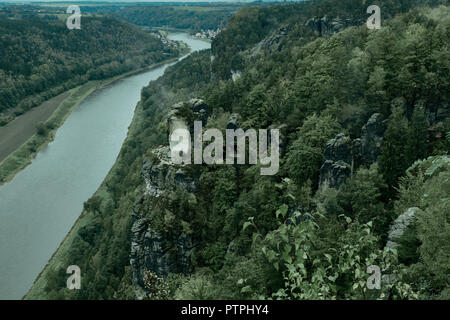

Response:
(0, 33), (210, 299)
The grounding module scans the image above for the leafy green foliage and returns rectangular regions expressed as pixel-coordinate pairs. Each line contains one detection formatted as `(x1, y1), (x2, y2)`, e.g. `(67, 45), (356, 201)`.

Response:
(406, 106), (429, 166)
(394, 156), (450, 298)
(244, 206), (417, 299)
(285, 114), (341, 188)
(174, 274), (216, 300)
(337, 164), (390, 238)
(379, 106), (410, 193)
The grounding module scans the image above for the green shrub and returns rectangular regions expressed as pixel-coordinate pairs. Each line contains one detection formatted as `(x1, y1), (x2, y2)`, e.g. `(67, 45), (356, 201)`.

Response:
(175, 274), (216, 300)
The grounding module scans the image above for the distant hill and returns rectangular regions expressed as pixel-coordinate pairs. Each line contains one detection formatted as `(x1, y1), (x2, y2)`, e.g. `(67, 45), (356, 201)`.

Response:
(0, 15), (179, 124)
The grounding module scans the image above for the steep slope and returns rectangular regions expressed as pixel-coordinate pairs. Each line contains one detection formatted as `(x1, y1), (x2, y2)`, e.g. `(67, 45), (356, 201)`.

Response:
(129, 0), (449, 300)
(32, 0), (449, 300)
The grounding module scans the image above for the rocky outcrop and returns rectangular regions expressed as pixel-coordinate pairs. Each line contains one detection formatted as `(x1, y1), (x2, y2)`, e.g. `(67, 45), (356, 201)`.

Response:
(259, 25), (288, 53)
(319, 114), (385, 189)
(305, 16), (361, 37)
(131, 210), (195, 299)
(168, 98), (211, 137)
(231, 70), (242, 81)
(141, 146), (196, 196)
(250, 25), (289, 58)
(323, 133), (353, 164)
(429, 102), (450, 124)
(319, 160), (352, 189)
(226, 113), (241, 130)
(319, 133), (352, 189)
(359, 113), (385, 167)
(131, 98), (214, 298)
(130, 145), (197, 299)
(386, 207), (419, 249)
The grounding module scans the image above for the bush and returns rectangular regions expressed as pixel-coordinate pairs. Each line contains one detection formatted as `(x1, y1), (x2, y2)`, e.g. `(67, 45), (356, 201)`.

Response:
(35, 121), (47, 136)
(174, 274), (216, 300)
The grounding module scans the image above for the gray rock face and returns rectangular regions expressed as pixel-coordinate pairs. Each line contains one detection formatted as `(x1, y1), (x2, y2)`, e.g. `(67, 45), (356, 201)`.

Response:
(231, 70), (242, 81)
(429, 102), (450, 124)
(130, 210), (195, 295)
(141, 147), (196, 196)
(360, 113), (384, 167)
(250, 26), (289, 57)
(319, 160), (352, 189)
(130, 146), (197, 298)
(190, 98), (209, 114)
(319, 114), (385, 189)
(319, 134), (352, 189)
(386, 207), (419, 249)
(260, 25), (288, 52)
(305, 16), (361, 37)
(226, 113), (241, 130)
(323, 133), (353, 164)
(168, 99), (211, 138)
(191, 98), (210, 127)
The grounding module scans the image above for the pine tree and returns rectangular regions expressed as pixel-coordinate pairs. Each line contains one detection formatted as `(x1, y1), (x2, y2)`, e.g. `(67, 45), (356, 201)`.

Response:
(337, 164), (389, 237)
(406, 106), (429, 166)
(379, 106), (409, 194)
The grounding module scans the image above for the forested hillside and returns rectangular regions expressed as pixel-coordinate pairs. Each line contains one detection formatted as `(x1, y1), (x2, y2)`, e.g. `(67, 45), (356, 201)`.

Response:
(0, 16), (180, 125)
(30, 0), (449, 300)
(211, 0), (448, 79)
(107, 5), (239, 32)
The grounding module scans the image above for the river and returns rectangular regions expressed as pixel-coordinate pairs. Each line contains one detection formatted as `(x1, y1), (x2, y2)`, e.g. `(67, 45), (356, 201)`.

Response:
(0, 33), (210, 299)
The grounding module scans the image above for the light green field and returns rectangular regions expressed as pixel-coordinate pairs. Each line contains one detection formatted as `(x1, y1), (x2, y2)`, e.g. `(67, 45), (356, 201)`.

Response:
(0, 81), (99, 186)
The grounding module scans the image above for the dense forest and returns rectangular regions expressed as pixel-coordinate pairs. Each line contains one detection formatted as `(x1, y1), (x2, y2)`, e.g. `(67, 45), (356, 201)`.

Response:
(28, 0), (449, 300)
(0, 13), (180, 125)
(107, 5), (239, 32)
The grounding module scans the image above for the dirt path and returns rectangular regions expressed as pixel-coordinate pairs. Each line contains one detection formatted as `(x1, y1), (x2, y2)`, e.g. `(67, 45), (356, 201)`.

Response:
(0, 92), (70, 163)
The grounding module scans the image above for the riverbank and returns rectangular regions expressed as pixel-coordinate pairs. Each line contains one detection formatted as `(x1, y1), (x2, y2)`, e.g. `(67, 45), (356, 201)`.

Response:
(0, 55), (187, 187)
(23, 97), (147, 300)
(21, 33), (207, 300)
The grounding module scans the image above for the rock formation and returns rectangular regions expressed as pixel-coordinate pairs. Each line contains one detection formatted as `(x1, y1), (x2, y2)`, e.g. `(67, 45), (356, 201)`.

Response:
(130, 146), (197, 298)
(131, 99), (216, 298)
(305, 16), (361, 37)
(319, 133), (352, 189)
(226, 113), (241, 130)
(386, 207), (419, 249)
(319, 113), (385, 189)
(359, 113), (385, 167)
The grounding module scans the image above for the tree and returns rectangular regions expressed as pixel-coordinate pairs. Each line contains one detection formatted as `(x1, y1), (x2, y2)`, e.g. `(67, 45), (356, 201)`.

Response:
(285, 113), (341, 188)
(406, 106), (429, 166)
(35, 121), (47, 136)
(379, 106), (409, 194)
(337, 164), (389, 237)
